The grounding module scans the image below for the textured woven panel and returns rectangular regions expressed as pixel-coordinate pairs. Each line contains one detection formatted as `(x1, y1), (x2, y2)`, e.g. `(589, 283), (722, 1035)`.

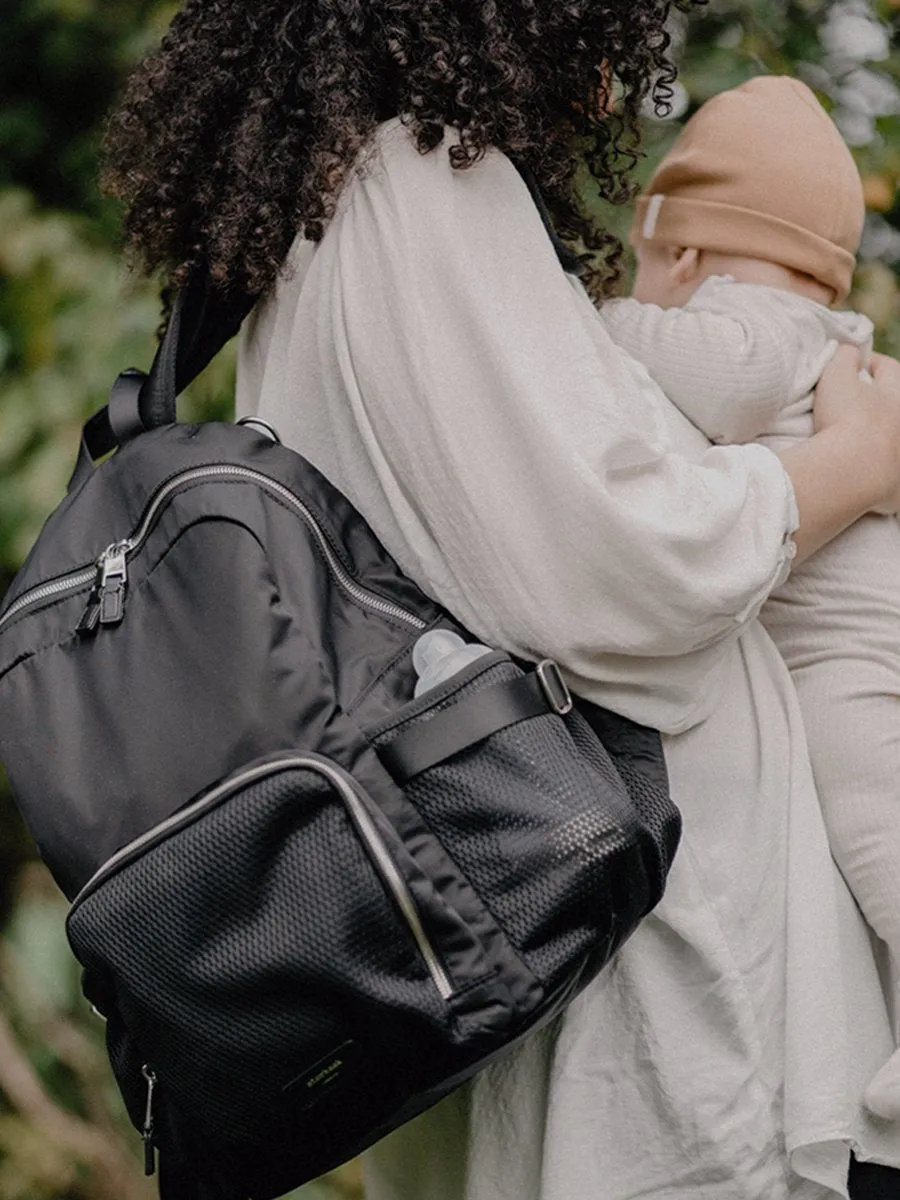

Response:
(375, 662), (665, 985)
(608, 752), (677, 896)
(68, 764), (448, 1148)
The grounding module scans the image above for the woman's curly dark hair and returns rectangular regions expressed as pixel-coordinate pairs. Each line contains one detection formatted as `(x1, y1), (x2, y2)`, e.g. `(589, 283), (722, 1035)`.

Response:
(103, 0), (703, 304)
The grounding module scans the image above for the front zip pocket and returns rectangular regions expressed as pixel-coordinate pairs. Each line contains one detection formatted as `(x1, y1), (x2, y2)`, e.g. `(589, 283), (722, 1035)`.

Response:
(71, 753), (453, 1002)
(0, 464), (428, 636)
(67, 753), (483, 1154)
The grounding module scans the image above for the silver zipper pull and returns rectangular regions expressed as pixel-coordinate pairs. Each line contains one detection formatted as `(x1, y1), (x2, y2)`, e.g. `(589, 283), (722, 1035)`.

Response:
(98, 543), (130, 626)
(141, 1064), (158, 1177)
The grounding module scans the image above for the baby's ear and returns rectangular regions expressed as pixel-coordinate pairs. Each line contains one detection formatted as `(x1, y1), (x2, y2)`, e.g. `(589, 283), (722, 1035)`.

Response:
(669, 247), (702, 287)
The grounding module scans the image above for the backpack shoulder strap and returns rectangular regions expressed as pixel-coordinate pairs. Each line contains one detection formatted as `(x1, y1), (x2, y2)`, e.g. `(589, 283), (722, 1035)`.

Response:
(511, 162), (586, 278)
(146, 276), (256, 429)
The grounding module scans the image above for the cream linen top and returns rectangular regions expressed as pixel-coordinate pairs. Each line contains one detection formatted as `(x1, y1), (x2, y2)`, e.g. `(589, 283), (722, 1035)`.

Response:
(236, 119), (900, 1199)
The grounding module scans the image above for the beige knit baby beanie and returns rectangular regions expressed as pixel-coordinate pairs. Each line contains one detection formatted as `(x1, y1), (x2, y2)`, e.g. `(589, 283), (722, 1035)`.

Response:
(630, 76), (866, 301)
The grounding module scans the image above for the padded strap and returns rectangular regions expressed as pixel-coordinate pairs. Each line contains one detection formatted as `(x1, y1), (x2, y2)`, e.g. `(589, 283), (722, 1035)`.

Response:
(511, 162), (585, 278)
(377, 664), (573, 785)
(142, 278), (254, 429)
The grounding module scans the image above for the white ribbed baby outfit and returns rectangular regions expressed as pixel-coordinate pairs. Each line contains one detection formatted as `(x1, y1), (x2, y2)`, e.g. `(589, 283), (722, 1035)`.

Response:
(604, 281), (900, 1108)
(235, 119), (900, 1198)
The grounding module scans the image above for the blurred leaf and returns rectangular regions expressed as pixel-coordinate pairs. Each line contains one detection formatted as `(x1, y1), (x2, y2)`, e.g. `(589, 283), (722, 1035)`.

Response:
(5, 867), (79, 1012)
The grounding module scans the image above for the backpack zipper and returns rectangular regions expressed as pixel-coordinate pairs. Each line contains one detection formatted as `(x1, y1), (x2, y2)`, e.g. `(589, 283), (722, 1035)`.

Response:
(0, 464), (427, 635)
(70, 754), (454, 1002)
(0, 566), (98, 630)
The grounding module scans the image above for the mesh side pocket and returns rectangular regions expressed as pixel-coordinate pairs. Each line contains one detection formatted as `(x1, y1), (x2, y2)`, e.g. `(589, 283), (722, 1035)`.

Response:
(371, 660), (658, 988)
(573, 701), (681, 906)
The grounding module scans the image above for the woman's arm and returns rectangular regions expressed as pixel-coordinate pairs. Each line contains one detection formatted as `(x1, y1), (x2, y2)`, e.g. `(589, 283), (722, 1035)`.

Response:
(298, 125), (900, 730)
(780, 347), (900, 564)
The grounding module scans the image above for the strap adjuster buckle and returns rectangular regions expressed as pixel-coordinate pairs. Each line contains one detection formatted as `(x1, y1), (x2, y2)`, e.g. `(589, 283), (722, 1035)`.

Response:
(536, 660), (573, 716)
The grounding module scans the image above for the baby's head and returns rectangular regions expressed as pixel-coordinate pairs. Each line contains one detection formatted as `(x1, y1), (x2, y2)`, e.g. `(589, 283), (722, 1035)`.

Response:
(630, 76), (866, 309)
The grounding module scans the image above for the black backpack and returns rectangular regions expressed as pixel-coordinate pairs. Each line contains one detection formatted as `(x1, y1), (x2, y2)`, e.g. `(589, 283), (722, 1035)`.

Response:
(0, 247), (680, 1197)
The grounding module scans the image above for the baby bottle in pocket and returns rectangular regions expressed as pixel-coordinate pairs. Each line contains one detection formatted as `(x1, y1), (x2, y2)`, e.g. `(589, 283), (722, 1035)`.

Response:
(412, 631), (492, 698)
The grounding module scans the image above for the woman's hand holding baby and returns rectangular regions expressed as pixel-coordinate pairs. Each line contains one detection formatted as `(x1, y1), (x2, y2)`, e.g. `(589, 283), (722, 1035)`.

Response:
(814, 346), (900, 514)
(778, 345), (900, 564)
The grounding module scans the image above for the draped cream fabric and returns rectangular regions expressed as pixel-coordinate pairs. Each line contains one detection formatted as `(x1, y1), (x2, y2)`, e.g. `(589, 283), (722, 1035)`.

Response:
(236, 119), (900, 1198)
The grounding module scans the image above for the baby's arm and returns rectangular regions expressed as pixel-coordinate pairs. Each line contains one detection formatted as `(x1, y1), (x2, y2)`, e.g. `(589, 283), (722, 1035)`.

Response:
(600, 286), (805, 444)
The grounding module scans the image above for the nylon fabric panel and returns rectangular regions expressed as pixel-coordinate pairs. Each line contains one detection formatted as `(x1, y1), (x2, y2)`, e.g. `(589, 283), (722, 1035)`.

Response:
(3, 520), (335, 896)
(0, 423), (471, 898)
(258, 492), (426, 713)
(0, 423), (449, 620)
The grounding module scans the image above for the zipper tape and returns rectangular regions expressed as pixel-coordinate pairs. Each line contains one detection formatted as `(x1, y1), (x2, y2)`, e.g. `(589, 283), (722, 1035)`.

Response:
(1, 464), (427, 634)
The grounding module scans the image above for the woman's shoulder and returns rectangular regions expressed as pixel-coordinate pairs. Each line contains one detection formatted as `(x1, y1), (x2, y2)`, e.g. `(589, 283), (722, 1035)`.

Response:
(345, 118), (530, 229)
(366, 116), (516, 178)
(332, 117), (577, 305)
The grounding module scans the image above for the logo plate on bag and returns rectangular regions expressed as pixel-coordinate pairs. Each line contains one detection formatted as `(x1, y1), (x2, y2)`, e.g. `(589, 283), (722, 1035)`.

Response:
(284, 1039), (362, 1108)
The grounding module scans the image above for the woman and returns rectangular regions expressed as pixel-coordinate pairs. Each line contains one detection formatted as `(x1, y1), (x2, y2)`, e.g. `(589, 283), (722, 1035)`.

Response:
(103, 3), (900, 1196)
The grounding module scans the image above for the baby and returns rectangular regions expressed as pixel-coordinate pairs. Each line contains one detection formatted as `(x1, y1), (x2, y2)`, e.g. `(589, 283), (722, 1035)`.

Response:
(600, 75), (900, 1118)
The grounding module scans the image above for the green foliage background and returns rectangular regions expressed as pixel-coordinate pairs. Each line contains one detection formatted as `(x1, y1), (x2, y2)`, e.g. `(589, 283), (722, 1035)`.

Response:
(0, 2), (897, 1196)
